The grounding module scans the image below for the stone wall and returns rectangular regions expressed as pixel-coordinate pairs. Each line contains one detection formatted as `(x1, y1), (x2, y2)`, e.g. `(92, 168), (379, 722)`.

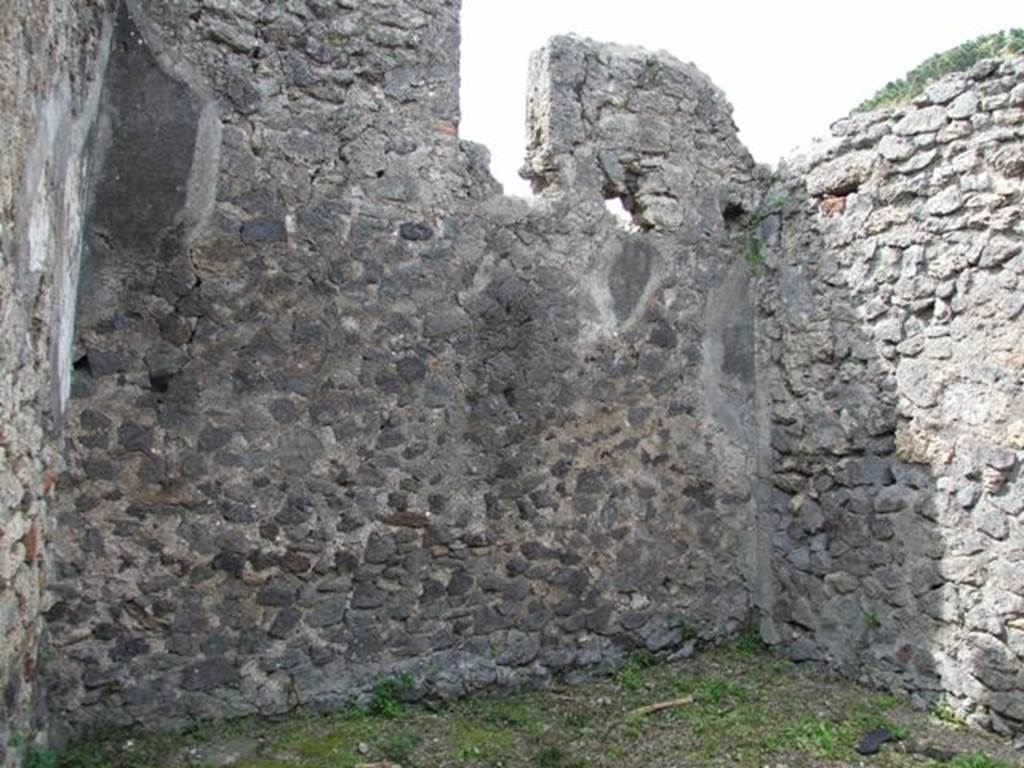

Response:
(758, 58), (1024, 733)
(44, 0), (760, 737)
(0, 1), (112, 764)
(1, 0), (1022, 757)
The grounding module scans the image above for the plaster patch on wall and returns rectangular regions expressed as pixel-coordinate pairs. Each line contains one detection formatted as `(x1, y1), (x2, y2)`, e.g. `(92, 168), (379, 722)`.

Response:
(608, 237), (657, 323)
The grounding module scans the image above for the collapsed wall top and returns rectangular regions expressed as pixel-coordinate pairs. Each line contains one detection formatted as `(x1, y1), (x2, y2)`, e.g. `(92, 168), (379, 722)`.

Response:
(523, 35), (758, 230)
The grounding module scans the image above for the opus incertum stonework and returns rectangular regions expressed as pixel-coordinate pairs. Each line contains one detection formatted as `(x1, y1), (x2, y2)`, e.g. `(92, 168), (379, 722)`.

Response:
(1, 2), (1022, 763)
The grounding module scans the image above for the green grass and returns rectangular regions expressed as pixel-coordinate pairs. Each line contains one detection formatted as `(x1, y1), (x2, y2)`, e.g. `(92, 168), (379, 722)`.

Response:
(855, 28), (1024, 112)
(775, 699), (906, 762)
(745, 237), (764, 266)
(23, 749), (60, 768)
(366, 672), (414, 717)
(863, 608), (883, 630)
(615, 649), (657, 691)
(948, 753), (1016, 768)
(731, 623), (767, 656)
(533, 745), (587, 768)
(55, 636), (1018, 768)
(932, 701), (967, 726)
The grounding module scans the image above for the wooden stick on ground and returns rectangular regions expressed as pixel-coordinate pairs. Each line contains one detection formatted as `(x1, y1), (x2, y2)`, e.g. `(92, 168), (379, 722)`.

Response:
(627, 695), (694, 717)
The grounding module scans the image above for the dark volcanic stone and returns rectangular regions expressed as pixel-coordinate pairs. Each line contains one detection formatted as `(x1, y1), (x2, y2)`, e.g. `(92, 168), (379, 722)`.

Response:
(399, 222), (433, 241)
(648, 321), (678, 349)
(856, 727), (895, 756)
(212, 551), (246, 577)
(268, 608), (301, 640)
(197, 426), (233, 452)
(257, 582), (297, 607)
(307, 597), (347, 627)
(181, 658), (238, 691)
(364, 533), (396, 564)
(350, 582), (385, 609)
(447, 571), (474, 597)
(241, 217), (287, 243)
(117, 423), (153, 454)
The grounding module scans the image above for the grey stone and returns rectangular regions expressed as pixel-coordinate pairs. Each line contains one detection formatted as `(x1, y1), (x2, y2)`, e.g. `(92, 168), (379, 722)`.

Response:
(875, 484), (918, 515)
(447, 571), (474, 597)
(806, 151), (874, 196)
(1010, 83), (1024, 107)
(496, 630), (540, 666)
(241, 218), (287, 243)
(925, 185), (964, 216)
(637, 615), (682, 651)
(118, 423), (154, 452)
(878, 135), (915, 161)
(198, 426), (234, 452)
(257, 583), (297, 607)
(893, 106), (949, 135)
(181, 659), (237, 691)
(307, 597), (347, 627)
(350, 582), (385, 609)
(924, 76), (967, 105)
(896, 358), (942, 407)
(268, 608), (301, 639)
(947, 91), (979, 119)
(364, 533), (396, 564)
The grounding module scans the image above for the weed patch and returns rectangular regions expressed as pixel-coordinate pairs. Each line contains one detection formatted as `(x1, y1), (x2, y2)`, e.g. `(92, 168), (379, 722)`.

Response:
(856, 29), (1024, 111)
(366, 672), (414, 717)
(615, 649), (657, 691)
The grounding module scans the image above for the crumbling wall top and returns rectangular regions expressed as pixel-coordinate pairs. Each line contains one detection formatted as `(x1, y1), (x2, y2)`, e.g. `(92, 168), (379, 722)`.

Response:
(523, 35), (757, 231)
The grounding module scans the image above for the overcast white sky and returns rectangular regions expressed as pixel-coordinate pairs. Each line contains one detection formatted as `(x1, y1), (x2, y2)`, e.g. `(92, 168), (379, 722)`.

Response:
(460, 1), (1020, 196)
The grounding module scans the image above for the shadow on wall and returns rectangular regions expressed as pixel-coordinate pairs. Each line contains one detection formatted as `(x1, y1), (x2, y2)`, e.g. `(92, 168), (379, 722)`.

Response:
(758, 62), (1024, 733)
(757, 212), (948, 704)
(76, 0), (219, 337)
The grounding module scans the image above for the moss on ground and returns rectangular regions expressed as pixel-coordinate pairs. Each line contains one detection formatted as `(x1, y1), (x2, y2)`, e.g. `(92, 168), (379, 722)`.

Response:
(855, 28), (1024, 112)
(58, 637), (1017, 768)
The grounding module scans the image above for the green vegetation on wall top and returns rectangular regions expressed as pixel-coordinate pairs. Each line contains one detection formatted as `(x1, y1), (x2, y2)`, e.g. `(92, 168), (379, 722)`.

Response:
(855, 28), (1024, 112)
